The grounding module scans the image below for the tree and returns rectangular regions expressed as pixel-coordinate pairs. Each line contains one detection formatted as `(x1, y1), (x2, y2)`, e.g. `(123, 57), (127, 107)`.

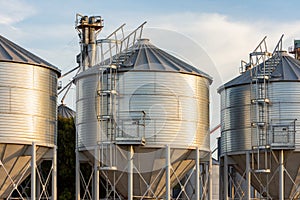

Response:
(57, 116), (76, 200)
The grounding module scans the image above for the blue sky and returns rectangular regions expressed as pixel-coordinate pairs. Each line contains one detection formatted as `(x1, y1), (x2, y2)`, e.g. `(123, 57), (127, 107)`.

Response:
(2, 0), (300, 151)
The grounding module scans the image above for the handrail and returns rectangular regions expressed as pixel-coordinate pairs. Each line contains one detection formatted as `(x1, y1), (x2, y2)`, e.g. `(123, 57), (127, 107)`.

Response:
(272, 34), (284, 55)
(96, 21), (147, 66)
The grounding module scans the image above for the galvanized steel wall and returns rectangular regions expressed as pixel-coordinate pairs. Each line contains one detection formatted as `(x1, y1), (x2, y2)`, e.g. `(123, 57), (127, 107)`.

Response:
(0, 62), (58, 146)
(220, 82), (300, 155)
(76, 70), (210, 150)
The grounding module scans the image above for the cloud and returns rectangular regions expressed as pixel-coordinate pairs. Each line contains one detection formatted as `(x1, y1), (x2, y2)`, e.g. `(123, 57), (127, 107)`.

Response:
(144, 12), (300, 83)
(0, 0), (36, 25)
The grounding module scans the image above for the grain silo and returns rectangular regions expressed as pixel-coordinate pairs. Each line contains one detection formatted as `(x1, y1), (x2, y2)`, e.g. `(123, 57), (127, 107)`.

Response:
(0, 35), (60, 199)
(74, 15), (212, 200)
(219, 36), (300, 200)
(58, 104), (76, 119)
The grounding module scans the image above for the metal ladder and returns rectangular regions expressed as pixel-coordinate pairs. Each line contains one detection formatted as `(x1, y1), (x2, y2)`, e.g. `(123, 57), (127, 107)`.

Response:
(249, 35), (283, 174)
(250, 36), (272, 174)
(95, 22), (147, 170)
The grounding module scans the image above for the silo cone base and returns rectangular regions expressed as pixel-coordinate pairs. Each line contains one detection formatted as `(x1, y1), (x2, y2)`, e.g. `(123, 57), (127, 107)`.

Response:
(0, 144), (51, 199)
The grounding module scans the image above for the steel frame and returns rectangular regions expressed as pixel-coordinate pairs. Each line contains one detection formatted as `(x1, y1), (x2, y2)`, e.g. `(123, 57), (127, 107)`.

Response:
(3, 142), (57, 200)
(219, 149), (300, 200)
(76, 146), (212, 200)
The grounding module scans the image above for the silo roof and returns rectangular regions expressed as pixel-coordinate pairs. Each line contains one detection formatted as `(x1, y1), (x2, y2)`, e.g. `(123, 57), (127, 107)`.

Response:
(104, 39), (212, 82)
(58, 104), (76, 119)
(0, 35), (60, 75)
(218, 52), (300, 92)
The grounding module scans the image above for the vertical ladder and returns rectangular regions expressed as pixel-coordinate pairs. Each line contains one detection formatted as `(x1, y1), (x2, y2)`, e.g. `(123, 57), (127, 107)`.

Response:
(250, 35), (284, 174)
(95, 22), (147, 168)
(249, 36), (272, 174)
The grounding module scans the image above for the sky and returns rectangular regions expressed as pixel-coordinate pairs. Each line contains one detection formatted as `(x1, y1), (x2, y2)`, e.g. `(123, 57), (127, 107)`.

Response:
(2, 0), (300, 152)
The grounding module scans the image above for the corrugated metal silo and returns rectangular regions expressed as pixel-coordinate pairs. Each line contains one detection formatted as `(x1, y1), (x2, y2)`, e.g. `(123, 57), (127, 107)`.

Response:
(219, 37), (300, 199)
(58, 104), (76, 119)
(74, 17), (213, 200)
(0, 35), (60, 198)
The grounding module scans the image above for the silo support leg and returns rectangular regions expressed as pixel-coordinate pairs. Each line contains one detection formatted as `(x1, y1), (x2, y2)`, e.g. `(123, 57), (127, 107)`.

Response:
(224, 154), (228, 200)
(279, 150), (284, 200)
(31, 142), (36, 200)
(209, 152), (212, 200)
(166, 145), (171, 200)
(128, 145), (134, 200)
(52, 145), (57, 200)
(246, 152), (251, 200)
(75, 150), (80, 200)
(94, 147), (99, 200)
(196, 147), (200, 200)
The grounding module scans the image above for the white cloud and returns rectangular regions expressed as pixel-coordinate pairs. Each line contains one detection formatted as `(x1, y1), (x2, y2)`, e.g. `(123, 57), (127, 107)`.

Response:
(0, 0), (36, 25)
(144, 12), (300, 83)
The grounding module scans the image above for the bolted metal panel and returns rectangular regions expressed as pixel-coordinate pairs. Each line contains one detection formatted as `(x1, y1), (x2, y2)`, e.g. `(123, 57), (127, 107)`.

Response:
(117, 71), (210, 149)
(0, 62), (59, 146)
(268, 82), (300, 149)
(220, 85), (252, 153)
(220, 81), (300, 154)
(75, 70), (210, 150)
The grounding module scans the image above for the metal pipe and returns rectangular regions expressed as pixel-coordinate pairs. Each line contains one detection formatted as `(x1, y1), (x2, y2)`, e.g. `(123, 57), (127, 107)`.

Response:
(224, 154), (228, 200)
(128, 145), (133, 200)
(166, 145), (171, 200)
(31, 142), (36, 200)
(196, 147), (200, 200)
(279, 150), (284, 200)
(246, 151), (251, 200)
(52, 145), (57, 200)
(94, 147), (99, 200)
(75, 150), (80, 200)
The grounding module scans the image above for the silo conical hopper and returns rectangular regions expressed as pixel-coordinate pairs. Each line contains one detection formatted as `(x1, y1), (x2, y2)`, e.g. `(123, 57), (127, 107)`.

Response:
(75, 30), (212, 199)
(219, 40), (300, 199)
(0, 35), (60, 198)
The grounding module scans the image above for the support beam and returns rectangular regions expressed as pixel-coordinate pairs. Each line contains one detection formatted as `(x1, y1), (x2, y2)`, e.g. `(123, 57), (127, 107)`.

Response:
(224, 154), (228, 200)
(196, 147), (200, 200)
(279, 150), (284, 200)
(209, 152), (212, 200)
(166, 145), (171, 200)
(52, 145), (57, 200)
(219, 157), (223, 200)
(246, 151), (251, 200)
(128, 145), (133, 200)
(31, 142), (36, 200)
(75, 150), (80, 200)
(94, 147), (100, 200)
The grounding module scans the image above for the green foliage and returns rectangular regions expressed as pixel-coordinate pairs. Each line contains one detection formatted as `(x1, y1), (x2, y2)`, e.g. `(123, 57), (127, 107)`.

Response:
(57, 116), (76, 200)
